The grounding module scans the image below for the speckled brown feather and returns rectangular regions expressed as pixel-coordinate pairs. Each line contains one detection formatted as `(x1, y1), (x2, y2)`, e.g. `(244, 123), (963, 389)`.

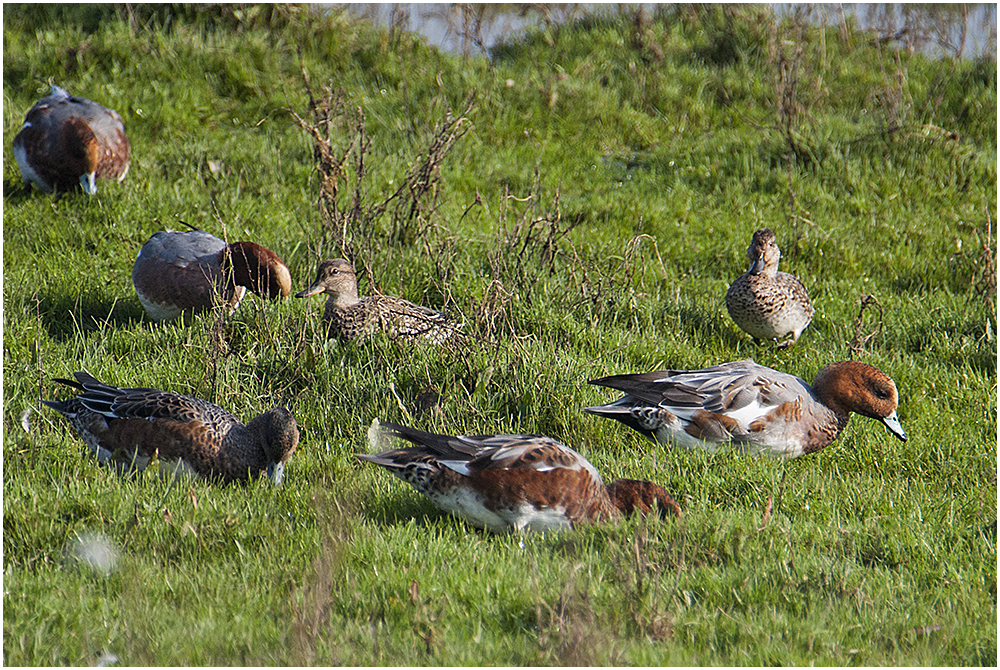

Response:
(297, 259), (461, 344)
(726, 229), (814, 348)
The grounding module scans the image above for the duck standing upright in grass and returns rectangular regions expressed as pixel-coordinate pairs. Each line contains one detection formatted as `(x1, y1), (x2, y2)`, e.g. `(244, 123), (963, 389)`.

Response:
(358, 420), (681, 533)
(296, 259), (461, 344)
(585, 359), (906, 459)
(132, 230), (292, 321)
(726, 228), (814, 348)
(13, 84), (130, 195)
(43, 372), (299, 484)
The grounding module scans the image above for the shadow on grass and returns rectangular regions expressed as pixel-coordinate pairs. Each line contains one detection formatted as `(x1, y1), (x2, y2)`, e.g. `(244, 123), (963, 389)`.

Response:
(3, 178), (34, 203)
(37, 290), (146, 342)
(667, 300), (747, 350)
(359, 489), (457, 532)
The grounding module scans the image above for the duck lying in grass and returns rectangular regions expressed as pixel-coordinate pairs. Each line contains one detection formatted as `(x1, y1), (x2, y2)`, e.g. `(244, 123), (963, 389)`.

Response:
(13, 84), (130, 195)
(359, 420), (681, 533)
(43, 372), (299, 484)
(725, 228), (814, 348)
(585, 359), (906, 459)
(296, 259), (461, 344)
(132, 230), (292, 321)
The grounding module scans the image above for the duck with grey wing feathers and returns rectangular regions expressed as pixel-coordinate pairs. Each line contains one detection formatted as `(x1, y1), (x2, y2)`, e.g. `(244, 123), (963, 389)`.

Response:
(13, 84), (130, 195)
(358, 420), (681, 533)
(585, 359), (906, 459)
(132, 230), (292, 321)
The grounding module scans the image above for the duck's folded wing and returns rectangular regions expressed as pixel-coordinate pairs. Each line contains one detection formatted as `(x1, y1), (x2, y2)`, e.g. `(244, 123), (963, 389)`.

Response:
(463, 436), (599, 479)
(66, 372), (240, 432)
(590, 360), (806, 415)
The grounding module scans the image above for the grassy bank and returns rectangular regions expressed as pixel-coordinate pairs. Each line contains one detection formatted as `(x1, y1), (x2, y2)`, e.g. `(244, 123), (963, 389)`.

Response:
(3, 4), (996, 665)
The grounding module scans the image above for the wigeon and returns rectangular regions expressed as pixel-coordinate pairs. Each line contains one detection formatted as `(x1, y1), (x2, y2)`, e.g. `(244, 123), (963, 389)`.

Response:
(296, 259), (461, 344)
(585, 359), (906, 459)
(42, 372), (299, 484)
(358, 420), (681, 533)
(132, 230), (292, 321)
(13, 84), (130, 195)
(725, 228), (814, 348)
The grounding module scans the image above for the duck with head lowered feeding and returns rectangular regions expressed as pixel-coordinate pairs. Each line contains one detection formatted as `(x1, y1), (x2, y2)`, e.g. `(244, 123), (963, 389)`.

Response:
(585, 359), (906, 459)
(42, 372), (299, 484)
(132, 229), (292, 321)
(725, 228), (814, 348)
(296, 259), (461, 345)
(13, 84), (130, 195)
(358, 420), (681, 533)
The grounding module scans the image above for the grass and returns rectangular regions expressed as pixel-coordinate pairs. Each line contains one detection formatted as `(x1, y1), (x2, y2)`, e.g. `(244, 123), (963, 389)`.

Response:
(3, 4), (996, 665)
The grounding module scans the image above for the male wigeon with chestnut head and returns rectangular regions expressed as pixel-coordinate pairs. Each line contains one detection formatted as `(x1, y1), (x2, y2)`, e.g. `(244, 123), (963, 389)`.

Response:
(586, 359), (906, 459)
(132, 229), (292, 321)
(358, 420), (681, 533)
(13, 84), (130, 195)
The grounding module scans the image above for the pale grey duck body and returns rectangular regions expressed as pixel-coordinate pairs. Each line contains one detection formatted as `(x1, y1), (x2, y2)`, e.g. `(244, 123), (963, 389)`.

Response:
(585, 359), (906, 459)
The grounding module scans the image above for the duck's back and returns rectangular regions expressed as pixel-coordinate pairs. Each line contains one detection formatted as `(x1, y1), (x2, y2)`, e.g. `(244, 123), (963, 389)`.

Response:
(132, 230), (235, 320)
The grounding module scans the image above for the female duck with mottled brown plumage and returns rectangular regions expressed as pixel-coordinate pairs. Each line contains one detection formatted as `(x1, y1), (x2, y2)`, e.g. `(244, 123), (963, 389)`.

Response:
(296, 259), (461, 345)
(43, 372), (299, 484)
(726, 228), (814, 348)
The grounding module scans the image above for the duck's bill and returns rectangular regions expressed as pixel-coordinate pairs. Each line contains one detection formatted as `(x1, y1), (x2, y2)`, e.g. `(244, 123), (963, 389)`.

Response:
(266, 461), (286, 485)
(294, 283), (323, 298)
(881, 411), (907, 442)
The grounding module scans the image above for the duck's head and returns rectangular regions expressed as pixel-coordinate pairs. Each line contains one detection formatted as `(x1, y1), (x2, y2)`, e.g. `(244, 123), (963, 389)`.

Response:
(252, 406), (300, 486)
(60, 117), (101, 195)
(606, 479), (682, 519)
(813, 360), (907, 442)
(746, 228), (781, 276)
(223, 242), (292, 300)
(295, 259), (359, 303)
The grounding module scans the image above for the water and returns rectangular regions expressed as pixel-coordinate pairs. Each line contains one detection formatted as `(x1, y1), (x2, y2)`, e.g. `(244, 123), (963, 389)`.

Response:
(344, 3), (997, 60)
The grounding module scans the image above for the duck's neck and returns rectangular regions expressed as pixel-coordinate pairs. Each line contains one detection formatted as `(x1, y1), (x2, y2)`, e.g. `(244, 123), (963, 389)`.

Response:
(328, 285), (361, 309)
(606, 479), (681, 519)
(811, 363), (855, 431)
(223, 242), (290, 299)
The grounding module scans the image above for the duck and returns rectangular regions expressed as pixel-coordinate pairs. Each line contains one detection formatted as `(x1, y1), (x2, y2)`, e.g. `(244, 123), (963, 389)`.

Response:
(725, 228), (814, 348)
(585, 359), (906, 459)
(358, 420), (681, 533)
(13, 84), (130, 195)
(295, 259), (461, 344)
(42, 371), (299, 484)
(132, 229), (292, 321)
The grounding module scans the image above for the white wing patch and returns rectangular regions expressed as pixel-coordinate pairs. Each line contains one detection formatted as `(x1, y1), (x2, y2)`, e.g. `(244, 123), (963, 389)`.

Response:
(439, 460), (471, 476)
